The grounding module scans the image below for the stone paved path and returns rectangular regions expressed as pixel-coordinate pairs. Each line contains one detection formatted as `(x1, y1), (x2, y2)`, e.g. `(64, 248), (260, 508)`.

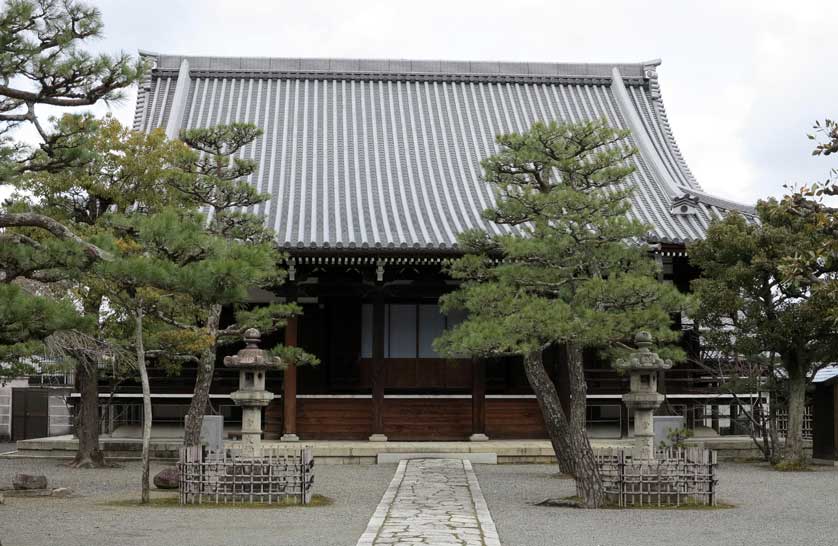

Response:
(357, 458), (501, 546)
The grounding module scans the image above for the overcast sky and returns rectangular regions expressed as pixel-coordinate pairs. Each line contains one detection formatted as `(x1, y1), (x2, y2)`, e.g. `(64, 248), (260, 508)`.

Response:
(19, 0), (838, 204)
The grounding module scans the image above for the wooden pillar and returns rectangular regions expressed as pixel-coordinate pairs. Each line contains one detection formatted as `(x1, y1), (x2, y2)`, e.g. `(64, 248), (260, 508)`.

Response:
(831, 384), (838, 460)
(281, 316), (299, 441)
(369, 293), (387, 441)
(620, 402), (630, 438)
(470, 359), (488, 441)
(711, 403), (720, 434)
(686, 401), (697, 430)
(832, 384), (838, 460)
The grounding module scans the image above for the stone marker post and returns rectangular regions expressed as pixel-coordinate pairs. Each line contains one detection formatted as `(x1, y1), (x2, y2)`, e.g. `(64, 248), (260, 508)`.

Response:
(614, 331), (672, 460)
(223, 329), (283, 453)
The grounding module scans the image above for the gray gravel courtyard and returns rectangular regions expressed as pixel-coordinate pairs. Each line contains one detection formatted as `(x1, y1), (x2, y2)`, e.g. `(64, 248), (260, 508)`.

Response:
(2, 456), (837, 546)
(475, 463), (838, 546)
(0, 457), (395, 546)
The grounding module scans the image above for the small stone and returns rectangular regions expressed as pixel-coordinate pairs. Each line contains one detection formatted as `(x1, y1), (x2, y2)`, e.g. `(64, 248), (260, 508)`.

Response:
(153, 467), (180, 489)
(13, 474), (47, 490)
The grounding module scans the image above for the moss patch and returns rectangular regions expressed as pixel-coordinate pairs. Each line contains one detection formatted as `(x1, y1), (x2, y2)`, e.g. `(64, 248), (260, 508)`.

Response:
(101, 494), (333, 509)
(772, 461), (812, 472)
(535, 495), (734, 510)
(608, 500), (736, 510)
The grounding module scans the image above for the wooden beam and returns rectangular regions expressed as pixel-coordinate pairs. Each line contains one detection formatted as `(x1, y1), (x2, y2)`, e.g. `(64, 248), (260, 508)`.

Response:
(369, 294), (387, 441)
(281, 317), (299, 441)
(470, 359), (488, 441)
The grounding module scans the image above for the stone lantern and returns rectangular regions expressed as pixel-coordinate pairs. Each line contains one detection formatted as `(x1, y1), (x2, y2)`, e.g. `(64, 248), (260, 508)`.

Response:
(223, 328), (283, 452)
(614, 331), (672, 460)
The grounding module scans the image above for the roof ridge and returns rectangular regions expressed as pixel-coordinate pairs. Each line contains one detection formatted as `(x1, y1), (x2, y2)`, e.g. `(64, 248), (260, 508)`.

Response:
(145, 52), (654, 80)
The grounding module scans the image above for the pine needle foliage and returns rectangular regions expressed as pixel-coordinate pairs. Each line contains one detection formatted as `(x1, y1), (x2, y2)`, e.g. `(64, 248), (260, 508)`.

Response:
(435, 120), (688, 360)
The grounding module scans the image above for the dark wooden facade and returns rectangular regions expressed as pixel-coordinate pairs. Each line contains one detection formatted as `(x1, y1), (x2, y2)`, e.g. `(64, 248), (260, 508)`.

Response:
(96, 251), (724, 441)
(813, 377), (838, 461)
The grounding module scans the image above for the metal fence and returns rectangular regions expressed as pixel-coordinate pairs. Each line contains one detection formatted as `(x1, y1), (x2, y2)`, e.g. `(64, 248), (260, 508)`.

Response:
(594, 447), (718, 507)
(178, 446), (314, 505)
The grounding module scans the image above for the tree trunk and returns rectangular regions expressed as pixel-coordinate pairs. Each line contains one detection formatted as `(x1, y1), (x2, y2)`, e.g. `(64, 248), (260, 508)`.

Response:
(135, 307), (152, 504)
(783, 370), (807, 464)
(570, 432), (605, 508)
(68, 359), (107, 468)
(521, 349), (575, 475)
(183, 304), (222, 447)
(565, 342), (605, 508)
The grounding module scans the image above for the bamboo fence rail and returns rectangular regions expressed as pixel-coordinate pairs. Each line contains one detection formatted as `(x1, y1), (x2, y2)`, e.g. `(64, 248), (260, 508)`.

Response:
(594, 447), (717, 507)
(177, 446), (314, 505)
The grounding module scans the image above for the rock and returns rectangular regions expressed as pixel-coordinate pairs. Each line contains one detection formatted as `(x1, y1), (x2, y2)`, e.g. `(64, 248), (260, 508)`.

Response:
(153, 467), (180, 489)
(12, 474), (47, 490)
(0, 492), (4, 504)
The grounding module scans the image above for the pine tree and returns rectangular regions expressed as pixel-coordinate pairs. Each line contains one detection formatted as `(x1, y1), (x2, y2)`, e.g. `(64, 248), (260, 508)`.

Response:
(434, 120), (687, 508)
(166, 124), (301, 447)
(3, 117), (186, 467)
(96, 206), (316, 500)
(0, 0), (146, 466)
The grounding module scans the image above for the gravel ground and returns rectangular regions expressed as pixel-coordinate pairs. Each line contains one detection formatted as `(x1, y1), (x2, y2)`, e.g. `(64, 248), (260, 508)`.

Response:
(0, 457), (395, 546)
(0, 443), (16, 455)
(2, 457), (836, 546)
(476, 463), (838, 546)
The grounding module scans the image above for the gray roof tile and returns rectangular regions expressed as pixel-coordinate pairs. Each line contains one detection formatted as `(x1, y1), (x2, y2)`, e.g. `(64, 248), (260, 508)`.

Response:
(136, 54), (755, 250)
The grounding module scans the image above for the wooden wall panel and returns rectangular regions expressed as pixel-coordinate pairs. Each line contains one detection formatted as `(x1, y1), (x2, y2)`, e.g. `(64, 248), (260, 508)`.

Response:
(359, 359), (473, 391)
(486, 398), (548, 439)
(269, 397), (550, 441)
(264, 400), (283, 439)
(296, 398), (372, 440)
(383, 399), (472, 440)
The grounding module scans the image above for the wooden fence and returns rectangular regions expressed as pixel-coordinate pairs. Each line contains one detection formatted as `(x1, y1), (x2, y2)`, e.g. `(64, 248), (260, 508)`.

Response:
(178, 446), (314, 505)
(594, 447), (717, 507)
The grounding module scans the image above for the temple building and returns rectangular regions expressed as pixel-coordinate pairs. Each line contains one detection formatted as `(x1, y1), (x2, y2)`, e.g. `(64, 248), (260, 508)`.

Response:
(118, 54), (756, 442)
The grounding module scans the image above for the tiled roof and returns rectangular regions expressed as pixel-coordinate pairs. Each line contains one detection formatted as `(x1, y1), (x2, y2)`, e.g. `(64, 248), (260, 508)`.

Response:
(814, 366), (838, 384)
(134, 54), (756, 251)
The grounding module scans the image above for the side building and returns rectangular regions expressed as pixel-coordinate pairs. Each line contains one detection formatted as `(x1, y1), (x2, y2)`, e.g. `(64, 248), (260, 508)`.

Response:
(106, 54), (757, 442)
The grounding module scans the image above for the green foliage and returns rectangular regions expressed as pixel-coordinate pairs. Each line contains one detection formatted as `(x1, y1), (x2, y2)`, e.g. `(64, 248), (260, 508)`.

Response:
(690, 118), (838, 464)
(434, 120), (688, 359)
(271, 345), (321, 368)
(660, 426), (693, 449)
(172, 123), (274, 244)
(0, 283), (88, 374)
(16, 116), (193, 221)
(235, 303), (301, 336)
(690, 204), (838, 373)
(0, 0), (146, 173)
(773, 119), (838, 324)
(1, 114), (191, 362)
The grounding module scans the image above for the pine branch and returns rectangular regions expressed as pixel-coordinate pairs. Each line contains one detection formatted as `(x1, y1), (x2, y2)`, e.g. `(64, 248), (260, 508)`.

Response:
(0, 211), (111, 261)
